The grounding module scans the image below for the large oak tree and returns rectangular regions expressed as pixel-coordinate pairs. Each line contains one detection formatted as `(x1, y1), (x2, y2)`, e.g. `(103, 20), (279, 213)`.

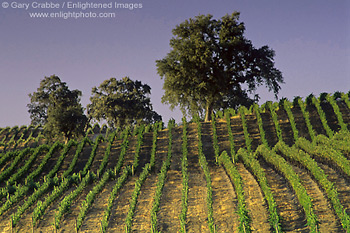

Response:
(87, 77), (162, 128)
(156, 12), (284, 121)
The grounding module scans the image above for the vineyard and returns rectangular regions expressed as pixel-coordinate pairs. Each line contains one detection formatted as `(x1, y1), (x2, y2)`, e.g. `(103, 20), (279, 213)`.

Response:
(0, 92), (350, 233)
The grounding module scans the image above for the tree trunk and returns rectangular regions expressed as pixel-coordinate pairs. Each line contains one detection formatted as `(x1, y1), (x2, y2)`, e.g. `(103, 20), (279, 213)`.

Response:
(204, 100), (214, 122)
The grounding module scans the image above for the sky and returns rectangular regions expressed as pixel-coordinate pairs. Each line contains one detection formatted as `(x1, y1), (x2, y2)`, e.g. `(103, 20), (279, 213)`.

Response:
(0, 0), (349, 127)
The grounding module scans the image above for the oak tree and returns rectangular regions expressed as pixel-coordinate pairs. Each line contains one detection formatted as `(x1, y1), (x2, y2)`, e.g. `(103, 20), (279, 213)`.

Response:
(27, 75), (87, 142)
(156, 12), (284, 121)
(87, 77), (162, 128)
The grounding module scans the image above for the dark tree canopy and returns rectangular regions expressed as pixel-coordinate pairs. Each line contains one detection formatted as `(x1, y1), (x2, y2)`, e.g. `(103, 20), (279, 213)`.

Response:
(87, 77), (162, 128)
(27, 75), (87, 142)
(156, 12), (284, 121)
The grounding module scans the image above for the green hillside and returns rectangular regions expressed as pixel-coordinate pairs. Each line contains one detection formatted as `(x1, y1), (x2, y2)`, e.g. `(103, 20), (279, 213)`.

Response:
(0, 92), (350, 232)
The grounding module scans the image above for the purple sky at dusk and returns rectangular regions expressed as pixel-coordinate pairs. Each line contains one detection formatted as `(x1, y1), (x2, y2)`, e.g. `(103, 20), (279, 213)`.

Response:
(0, 0), (349, 127)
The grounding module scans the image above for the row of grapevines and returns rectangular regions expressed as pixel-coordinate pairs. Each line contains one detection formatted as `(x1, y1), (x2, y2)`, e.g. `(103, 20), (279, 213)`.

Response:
(149, 122), (162, 168)
(0, 140), (76, 215)
(62, 131), (119, 230)
(0, 127), (10, 139)
(53, 135), (106, 228)
(239, 106), (253, 152)
(55, 129), (124, 229)
(0, 148), (33, 183)
(218, 151), (251, 232)
(100, 127), (135, 232)
(125, 163), (151, 232)
(342, 92), (350, 110)
(81, 134), (104, 176)
(150, 120), (174, 232)
(25, 142), (66, 183)
(195, 116), (215, 232)
(131, 124), (145, 175)
(237, 149), (281, 232)
(62, 136), (91, 177)
(76, 127), (138, 231)
(113, 127), (131, 176)
(294, 97), (316, 141)
(30, 141), (80, 226)
(32, 175), (75, 226)
(179, 117), (189, 233)
(2, 128), (19, 151)
(7, 144), (54, 186)
(11, 176), (59, 227)
(22, 126), (39, 148)
(326, 94), (348, 132)
(0, 125), (42, 152)
(54, 171), (95, 229)
(315, 132), (350, 155)
(97, 131), (117, 177)
(253, 104), (270, 148)
(100, 166), (131, 232)
(296, 137), (350, 177)
(266, 102), (283, 142)
(4, 141), (75, 224)
(282, 99), (299, 141)
(0, 150), (19, 170)
(309, 95), (334, 137)
(239, 105), (282, 232)
(80, 128), (131, 230)
(210, 113), (220, 162)
(0, 182), (35, 215)
(76, 170), (112, 231)
(0, 126), (18, 148)
(225, 111), (236, 162)
(274, 141), (350, 231)
(125, 123), (155, 232)
(256, 145), (319, 232)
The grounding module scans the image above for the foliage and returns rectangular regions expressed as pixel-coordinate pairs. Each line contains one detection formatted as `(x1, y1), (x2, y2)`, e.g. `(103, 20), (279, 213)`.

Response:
(87, 77), (162, 129)
(45, 101), (87, 143)
(156, 12), (283, 121)
(27, 75), (87, 141)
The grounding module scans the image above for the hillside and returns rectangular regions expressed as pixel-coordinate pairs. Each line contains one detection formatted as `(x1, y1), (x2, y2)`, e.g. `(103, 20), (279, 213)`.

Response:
(0, 92), (350, 232)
